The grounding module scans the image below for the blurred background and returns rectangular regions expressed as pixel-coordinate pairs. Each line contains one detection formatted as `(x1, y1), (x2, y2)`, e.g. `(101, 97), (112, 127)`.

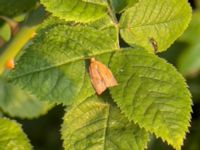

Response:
(0, 0), (200, 150)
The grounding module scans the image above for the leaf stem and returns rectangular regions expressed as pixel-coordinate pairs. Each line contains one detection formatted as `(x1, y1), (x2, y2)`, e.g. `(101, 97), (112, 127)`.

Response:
(107, 0), (120, 49)
(0, 26), (38, 74)
(107, 0), (118, 24)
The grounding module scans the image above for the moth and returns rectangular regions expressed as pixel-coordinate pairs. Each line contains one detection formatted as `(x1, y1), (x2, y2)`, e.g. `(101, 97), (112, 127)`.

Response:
(89, 58), (118, 95)
(5, 59), (15, 70)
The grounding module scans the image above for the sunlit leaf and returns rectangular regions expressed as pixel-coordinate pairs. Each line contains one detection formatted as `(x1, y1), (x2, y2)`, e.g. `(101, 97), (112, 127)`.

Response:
(120, 0), (192, 53)
(110, 48), (192, 150)
(0, 117), (32, 150)
(7, 17), (118, 104)
(40, 0), (108, 22)
(61, 95), (149, 150)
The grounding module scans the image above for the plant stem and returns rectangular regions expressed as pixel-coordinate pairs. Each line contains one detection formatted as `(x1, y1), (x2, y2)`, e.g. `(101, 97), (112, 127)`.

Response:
(107, 0), (118, 24)
(107, 0), (120, 49)
(0, 26), (38, 74)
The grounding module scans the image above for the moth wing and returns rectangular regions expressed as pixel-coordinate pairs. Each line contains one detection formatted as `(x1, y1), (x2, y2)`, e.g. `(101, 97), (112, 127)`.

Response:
(96, 61), (118, 87)
(89, 62), (107, 95)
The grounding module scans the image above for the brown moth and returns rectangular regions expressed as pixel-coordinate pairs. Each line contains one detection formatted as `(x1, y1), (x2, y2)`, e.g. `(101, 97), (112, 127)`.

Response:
(89, 57), (118, 95)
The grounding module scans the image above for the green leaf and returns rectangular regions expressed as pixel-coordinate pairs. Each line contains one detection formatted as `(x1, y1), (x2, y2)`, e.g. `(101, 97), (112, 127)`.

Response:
(0, 23), (11, 42)
(7, 17), (118, 105)
(82, 0), (107, 5)
(178, 43), (200, 76)
(119, 0), (192, 53)
(0, 77), (53, 119)
(110, 0), (138, 13)
(40, 0), (108, 23)
(0, 117), (32, 150)
(61, 95), (149, 150)
(0, 0), (37, 17)
(179, 11), (200, 44)
(177, 11), (200, 76)
(110, 48), (192, 150)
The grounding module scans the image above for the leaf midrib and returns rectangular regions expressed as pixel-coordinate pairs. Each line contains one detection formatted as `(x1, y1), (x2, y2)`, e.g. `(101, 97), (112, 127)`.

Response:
(103, 103), (110, 150)
(82, 0), (107, 6)
(10, 49), (118, 80)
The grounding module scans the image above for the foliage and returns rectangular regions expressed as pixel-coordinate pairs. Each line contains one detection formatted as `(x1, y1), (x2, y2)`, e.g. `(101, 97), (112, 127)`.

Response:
(61, 95), (149, 150)
(0, 0), (37, 17)
(6, 16), (118, 104)
(0, 0), (195, 150)
(40, 0), (108, 23)
(0, 77), (53, 118)
(178, 11), (200, 75)
(0, 117), (32, 150)
(110, 0), (138, 12)
(119, 0), (191, 53)
(110, 49), (191, 150)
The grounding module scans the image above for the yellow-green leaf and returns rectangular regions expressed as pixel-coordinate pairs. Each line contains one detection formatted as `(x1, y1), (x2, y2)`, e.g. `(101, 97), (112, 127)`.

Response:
(120, 0), (192, 53)
(0, 118), (32, 150)
(110, 48), (192, 150)
(40, 0), (108, 23)
(61, 95), (149, 150)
